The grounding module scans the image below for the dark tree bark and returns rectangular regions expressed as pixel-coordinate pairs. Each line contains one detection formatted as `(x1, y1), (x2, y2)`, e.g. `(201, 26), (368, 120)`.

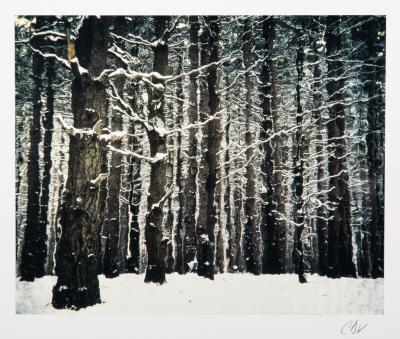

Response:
(363, 17), (385, 278)
(259, 17), (286, 274)
(103, 17), (126, 278)
(126, 37), (142, 274)
(20, 17), (45, 281)
(144, 16), (170, 284)
(311, 17), (328, 276)
(126, 118), (142, 274)
(196, 16), (221, 280)
(182, 16), (199, 273)
(242, 18), (261, 275)
(224, 78), (234, 273)
(39, 55), (55, 276)
(52, 16), (110, 309)
(292, 23), (307, 283)
(325, 16), (356, 278)
(174, 52), (185, 274)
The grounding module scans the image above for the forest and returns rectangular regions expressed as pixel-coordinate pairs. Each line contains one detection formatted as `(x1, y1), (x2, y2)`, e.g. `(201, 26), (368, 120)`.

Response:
(15, 15), (385, 311)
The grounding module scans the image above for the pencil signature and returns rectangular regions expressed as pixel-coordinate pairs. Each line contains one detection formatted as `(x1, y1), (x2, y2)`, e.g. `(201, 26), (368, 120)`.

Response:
(341, 320), (368, 335)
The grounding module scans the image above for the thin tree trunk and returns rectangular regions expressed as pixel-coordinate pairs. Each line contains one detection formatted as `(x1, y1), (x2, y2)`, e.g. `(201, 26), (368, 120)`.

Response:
(20, 17), (45, 281)
(242, 18), (261, 275)
(292, 24), (307, 283)
(39, 56), (55, 276)
(103, 17), (126, 278)
(183, 16), (199, 273)
(174, 52), (185, 274)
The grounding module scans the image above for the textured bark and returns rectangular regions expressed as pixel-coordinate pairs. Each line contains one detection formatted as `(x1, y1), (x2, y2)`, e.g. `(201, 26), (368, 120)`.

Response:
(231, 179), (244, 272)
(292, 25), (307, 283)
(103, 17), (126, 278)
(242, 19), (261, 275)
(20, 17), (45, 281)
(224, 83), (234, 273)
(325, 16), (356, 278)
(52, 17), (110, 309)
(144, 16), (169, 284)
(311, 18), (328, 276)
(259, 17), (286, 274)
(163, 100), (175, 274)
(182, 16), (199, 273)
(126, 119), (142, 273)
(126, 40), (141, 274)
(196, 16), (221, 280)
(174, 53), (185, 274)
(39, 56), (55, 276)
(363, 18), (385, 278)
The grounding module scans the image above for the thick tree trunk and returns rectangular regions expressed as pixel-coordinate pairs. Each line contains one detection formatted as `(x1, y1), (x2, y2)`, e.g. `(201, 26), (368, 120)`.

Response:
(196, 16), (221, 280)
(52, 17), (110, 309)
(242, 19), (261, 275)
(20, 17), (45, 281)
(144, 16), (169, 284)
(183, 16), (199, 273)
(325, 16), (356, 278)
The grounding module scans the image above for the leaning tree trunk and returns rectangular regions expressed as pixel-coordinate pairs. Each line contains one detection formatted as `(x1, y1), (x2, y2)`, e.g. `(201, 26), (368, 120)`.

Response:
(182, 16), (199, 273)
(325, 16), (356, 278)
(52, 17), (110, 309)
(20, 17), (45, 281)
(242, 18), (261, 275)
(196, 16), (221, 280)
(144, 16), (170, 284)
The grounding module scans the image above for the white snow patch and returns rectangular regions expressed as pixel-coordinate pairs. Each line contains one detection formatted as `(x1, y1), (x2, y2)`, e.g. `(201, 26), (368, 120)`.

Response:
(16, 274), (383, 315)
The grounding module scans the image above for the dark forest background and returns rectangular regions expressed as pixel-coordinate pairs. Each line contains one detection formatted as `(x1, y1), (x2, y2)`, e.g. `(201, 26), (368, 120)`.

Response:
(15, 15), (385, 310)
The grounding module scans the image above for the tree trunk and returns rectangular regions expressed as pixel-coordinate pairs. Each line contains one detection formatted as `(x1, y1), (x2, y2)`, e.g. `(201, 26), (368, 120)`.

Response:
(292, 24), (307, 283)
(242, 18), (261, 275)
(311, 17), (328, 276)
(196, 16), (221, 280)
(364, 18), (385, 278)
(174, 52), (185, 274)
(259, 17), (286, 274)
(325, 16), (356, 278)
(103, 17), (126, 278)
(20, 17), (45, 281)
(39, 55), (55, 276)
(144, 16), (170, 284)
(183, 16), (199, 273)
(52, 16), (110, 309)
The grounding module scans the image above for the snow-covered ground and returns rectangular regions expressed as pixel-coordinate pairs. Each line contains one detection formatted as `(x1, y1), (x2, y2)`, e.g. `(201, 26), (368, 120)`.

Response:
(16, 273), (383, 314)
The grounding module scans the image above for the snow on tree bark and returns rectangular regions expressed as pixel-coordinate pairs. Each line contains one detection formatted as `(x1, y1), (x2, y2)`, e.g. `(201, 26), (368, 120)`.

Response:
(52, 16), (110, 309)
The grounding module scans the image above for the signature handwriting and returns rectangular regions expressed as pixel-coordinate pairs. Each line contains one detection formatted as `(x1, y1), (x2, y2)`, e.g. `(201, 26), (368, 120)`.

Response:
(341, 320), (368, 335)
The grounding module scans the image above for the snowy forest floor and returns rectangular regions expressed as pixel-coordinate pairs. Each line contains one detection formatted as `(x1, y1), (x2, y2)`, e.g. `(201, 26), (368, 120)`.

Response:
(16, 273), (383, 314)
